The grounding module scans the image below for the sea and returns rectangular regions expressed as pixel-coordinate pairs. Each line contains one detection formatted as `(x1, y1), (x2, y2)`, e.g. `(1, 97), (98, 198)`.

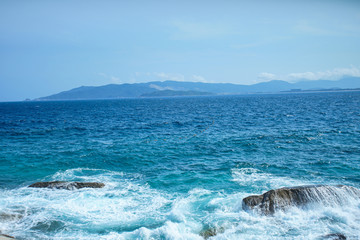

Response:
(0, 92), (359, 240)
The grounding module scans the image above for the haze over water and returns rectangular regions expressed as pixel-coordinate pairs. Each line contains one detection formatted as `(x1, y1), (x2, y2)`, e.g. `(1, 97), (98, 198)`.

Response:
(1, 92), (360, 239)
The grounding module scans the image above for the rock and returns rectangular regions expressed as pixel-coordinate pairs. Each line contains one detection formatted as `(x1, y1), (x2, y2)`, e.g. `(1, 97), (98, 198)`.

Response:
(0, 212), (22, 222)
(199, 226), (224, 239)
(29, 181), (105, 190)
(321, 233), (346, 240)
(0, 234), (16, 239)
(242, 185), (360, 215)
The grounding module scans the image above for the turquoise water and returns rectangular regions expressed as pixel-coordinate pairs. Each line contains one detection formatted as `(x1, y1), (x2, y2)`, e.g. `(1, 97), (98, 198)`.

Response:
(0, 92), (360, 239)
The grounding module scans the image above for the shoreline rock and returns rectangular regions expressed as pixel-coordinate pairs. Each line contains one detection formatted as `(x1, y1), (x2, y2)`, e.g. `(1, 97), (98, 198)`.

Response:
(0, 234), (15, 239)
(28, 181), (105, 190)
(242, 185), (360, 215)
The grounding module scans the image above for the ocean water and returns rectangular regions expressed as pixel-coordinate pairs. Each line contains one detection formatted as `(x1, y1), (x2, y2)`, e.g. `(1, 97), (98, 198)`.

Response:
(0, 92), (359, 240)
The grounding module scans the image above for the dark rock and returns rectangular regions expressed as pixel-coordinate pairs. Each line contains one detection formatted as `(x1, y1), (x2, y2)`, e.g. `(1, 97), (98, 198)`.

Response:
(0, 212), (22, 222)
(321, 233), (346, 240)
(199, 226), (224, 239)
(242, 185), (360, 215)
(0, 233), (16, 239)
(29, 181), (105, 190)
(242, 194), (262, 211)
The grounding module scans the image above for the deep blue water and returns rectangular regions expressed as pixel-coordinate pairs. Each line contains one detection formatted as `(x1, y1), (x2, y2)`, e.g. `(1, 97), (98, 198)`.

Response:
(0, 92), (360, 239)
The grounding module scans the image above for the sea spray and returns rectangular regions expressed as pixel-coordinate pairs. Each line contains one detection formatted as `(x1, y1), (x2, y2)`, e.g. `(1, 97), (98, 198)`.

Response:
(242, 185), (360, 214)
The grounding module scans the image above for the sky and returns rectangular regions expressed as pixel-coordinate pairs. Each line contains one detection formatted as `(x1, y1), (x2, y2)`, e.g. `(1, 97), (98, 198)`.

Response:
(1, 0), (360, 101)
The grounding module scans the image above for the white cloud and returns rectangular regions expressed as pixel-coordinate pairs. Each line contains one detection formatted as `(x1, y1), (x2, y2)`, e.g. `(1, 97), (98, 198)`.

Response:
(133, 72), (210, 83)
(192, 75), (205, 82)
(110, 76), (120, 83)
(287, 66), (360, 81)
(257, 66), (360, 83)
(153, 72), (185, 81)
(258, 72), (277, 81)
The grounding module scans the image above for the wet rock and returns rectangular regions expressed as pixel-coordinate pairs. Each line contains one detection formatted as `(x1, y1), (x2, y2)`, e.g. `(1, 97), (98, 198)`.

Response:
(0, 212), (22, 222)
(242, 185), (360, 215)
(0, 234), (16, 239)
(29, 181), (105, 190)
(200, 226), (224, 239)
(321, 233), (346, 240)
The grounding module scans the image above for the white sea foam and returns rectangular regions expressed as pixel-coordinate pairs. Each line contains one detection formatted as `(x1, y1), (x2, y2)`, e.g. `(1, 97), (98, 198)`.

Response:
(231, 167), (308, 193)
(203, 168), (360, 239)
(115, 188), (211, 240)
(0, 168), (171, 239)
(205, 201), (360, 240)
(1, 168), (359, 239)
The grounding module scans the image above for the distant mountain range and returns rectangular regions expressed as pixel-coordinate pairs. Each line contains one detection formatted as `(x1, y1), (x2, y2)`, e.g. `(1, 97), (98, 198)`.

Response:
(35, 77), (360, 100)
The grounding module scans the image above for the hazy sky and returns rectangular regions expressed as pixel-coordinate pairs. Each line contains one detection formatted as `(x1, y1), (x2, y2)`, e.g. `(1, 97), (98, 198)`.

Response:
(1, 0), (360, 101)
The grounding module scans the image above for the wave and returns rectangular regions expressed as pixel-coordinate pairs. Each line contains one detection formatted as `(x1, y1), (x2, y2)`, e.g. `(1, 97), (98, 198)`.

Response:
(231, 167), (308, 193)
(1, 168), (360, 239)
(0, 169), (171, 239)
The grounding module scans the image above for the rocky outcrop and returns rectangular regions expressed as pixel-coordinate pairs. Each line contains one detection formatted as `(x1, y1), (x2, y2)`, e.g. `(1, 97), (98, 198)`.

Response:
(29, 181), (105, 190)
(242, 185), (360, 215)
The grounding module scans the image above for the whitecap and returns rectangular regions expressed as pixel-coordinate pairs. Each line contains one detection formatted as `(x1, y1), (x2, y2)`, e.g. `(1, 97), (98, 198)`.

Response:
(231, 167), (307, 192)
(0, 168), (171, 240)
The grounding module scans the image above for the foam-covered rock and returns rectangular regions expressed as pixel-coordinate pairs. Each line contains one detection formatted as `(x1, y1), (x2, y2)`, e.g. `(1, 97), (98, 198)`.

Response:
(199, 226), (224, 239)
(29, 181), (105, 190)
(242, 185), (360, 215)
(0, 212), (22, 222)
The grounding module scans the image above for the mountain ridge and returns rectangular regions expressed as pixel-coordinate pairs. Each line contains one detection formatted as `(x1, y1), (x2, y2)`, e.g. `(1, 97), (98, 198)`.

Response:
(35, 77), (360, 101)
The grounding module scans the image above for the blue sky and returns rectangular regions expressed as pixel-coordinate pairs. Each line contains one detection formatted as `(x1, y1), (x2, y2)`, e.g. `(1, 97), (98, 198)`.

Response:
(1, 0), (360, 101)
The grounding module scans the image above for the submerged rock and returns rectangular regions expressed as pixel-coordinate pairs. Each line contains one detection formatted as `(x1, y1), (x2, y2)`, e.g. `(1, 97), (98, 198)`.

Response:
(200, 226), (225, 239)
(242, 185), (360, 215)
(29, 181), (105, 190)
(321, 233), (346, 240)
(0, 212), (22, 222)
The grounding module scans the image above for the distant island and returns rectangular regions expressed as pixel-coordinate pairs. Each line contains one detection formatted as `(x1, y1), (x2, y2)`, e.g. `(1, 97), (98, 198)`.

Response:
(34, 77), (360, 101)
